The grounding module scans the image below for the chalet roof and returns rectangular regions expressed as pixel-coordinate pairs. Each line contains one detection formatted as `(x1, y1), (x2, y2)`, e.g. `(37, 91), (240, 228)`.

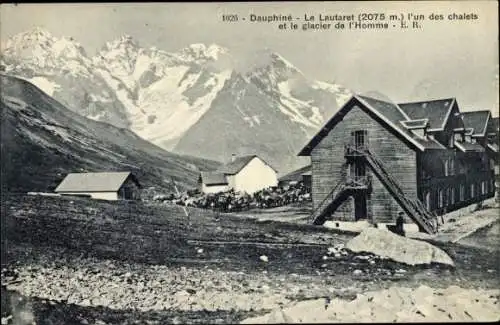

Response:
(461, 110), (491, 137)
(200, 172), (228, 185)
(55, 172), (136, 193)
(487, 143), (498, 153)
(464, 128), (475, 136)
(398, 98), (456, 131)
(489, 117), (499, 132)
(298, 95), (494, 156)
(299, 95), (454, 156)
(278, 164), (311, 182)
(217, 155), (277, 175)
(400, 118), (429, 130)
(454, 141), (485, 153)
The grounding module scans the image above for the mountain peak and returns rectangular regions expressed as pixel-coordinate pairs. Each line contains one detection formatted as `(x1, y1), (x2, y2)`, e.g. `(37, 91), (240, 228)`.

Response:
(2, 27), (89, 68)
(20, 26), (54, 39)
(103, 34), (140, 51)
(4, 27), (55, 50)
(178, 43), (229, 61)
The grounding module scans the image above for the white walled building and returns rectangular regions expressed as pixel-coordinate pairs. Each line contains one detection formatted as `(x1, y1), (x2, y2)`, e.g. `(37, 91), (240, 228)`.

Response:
(199, 155), (278, 194)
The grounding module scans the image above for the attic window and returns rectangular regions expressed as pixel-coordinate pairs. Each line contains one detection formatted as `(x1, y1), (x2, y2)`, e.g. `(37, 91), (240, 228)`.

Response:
(454, 132), (463, 142)
(421, 103), (428, 108)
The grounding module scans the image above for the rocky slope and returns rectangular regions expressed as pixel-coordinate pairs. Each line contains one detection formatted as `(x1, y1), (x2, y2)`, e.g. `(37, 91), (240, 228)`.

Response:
(0, 74), (219, 193)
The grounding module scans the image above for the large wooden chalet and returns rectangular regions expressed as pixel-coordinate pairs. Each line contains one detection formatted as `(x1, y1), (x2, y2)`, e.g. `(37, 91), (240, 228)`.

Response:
(298, 95), (498, 234)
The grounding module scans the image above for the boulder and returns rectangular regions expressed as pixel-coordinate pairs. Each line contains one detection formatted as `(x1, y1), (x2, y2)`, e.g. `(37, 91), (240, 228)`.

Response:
(345, 228), (454, 266)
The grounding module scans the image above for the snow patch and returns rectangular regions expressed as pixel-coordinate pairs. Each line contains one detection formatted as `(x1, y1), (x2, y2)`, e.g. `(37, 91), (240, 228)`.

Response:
(132, 68), (232, 146)
(29, 77), (61, 96)
(252, 115), (261, 125)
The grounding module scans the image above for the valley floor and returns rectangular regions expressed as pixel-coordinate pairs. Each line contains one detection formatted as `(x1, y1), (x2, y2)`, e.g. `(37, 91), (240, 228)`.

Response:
(1, 194), (499, 324)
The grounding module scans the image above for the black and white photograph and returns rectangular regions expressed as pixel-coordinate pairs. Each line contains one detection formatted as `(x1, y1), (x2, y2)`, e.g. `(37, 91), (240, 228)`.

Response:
(0, 1), (499, 324)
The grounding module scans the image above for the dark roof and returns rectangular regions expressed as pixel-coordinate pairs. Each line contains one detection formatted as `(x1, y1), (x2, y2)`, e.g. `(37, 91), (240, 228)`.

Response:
(400, 118), (429, 129)
(461, 110), (491, 136)
(299, 95), (454, 156)
(454, 141), (485, 153)
(464, 128), (475, 136)
(278, 164), (311, 182)
(55, 172), (136, 192)
(487, 143), (498, 153)
(217, 155), (257, 175)
(398, 98), (455, 131)
(358, 95), (409, 125)
(356, 96), (445, 150)
(217, 155), (277, 175)
(489, 117), (499, 131)
(200, 172), (228, 185)
(298, 95), (493, 156)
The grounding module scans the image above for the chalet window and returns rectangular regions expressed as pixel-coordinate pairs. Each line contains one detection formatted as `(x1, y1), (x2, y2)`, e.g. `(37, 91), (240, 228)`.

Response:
(481, 181), (486, 195)
(438, 189), (444, 208)
(351, 130), (368, 149)
(454, 132), (463, 142)
(449, 136), (454, 148)
(459, 184), (465, 201)
(471, 137), (476, 144)
(450, 159), (455, 175)
(450, 187), (455, 205)
(425, 191), (431, 210)
(444, 160), (449, 176)
(465, 135), (472, 143)
(470, 183), (475, 198)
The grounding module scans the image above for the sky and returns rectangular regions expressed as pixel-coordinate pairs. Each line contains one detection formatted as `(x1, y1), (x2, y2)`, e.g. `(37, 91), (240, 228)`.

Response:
(1, 1), (498, 115)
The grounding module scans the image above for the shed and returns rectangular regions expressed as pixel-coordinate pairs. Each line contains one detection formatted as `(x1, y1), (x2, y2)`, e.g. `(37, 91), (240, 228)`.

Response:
(55, 172), (141, 200)
(199, 171), (230, 194)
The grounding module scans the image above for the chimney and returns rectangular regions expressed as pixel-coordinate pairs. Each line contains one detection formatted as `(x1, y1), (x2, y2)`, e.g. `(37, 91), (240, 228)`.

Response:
(231, 153), (237, 162)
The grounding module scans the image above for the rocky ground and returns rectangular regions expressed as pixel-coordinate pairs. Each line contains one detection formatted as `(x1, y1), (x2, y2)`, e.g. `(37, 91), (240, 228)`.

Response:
(242, 285), (500, 323)
(1, 194), (499, 324)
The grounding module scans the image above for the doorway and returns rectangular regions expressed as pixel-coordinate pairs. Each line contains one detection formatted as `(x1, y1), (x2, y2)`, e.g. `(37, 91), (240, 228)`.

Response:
(354, 193), (367, 220)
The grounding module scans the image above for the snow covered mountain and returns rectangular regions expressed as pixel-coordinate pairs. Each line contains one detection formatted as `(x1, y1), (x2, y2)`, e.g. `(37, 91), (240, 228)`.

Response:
(1, 28), (351, 174)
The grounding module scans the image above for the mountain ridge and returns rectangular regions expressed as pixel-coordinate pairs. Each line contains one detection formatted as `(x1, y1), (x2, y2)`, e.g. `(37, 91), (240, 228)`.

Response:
(0, 73), (220, 194)
(1, 28), (352, 174)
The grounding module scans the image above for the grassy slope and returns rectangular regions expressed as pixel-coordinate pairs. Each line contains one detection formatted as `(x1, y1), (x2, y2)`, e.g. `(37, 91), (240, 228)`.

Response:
(0, 74), (220, 193)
